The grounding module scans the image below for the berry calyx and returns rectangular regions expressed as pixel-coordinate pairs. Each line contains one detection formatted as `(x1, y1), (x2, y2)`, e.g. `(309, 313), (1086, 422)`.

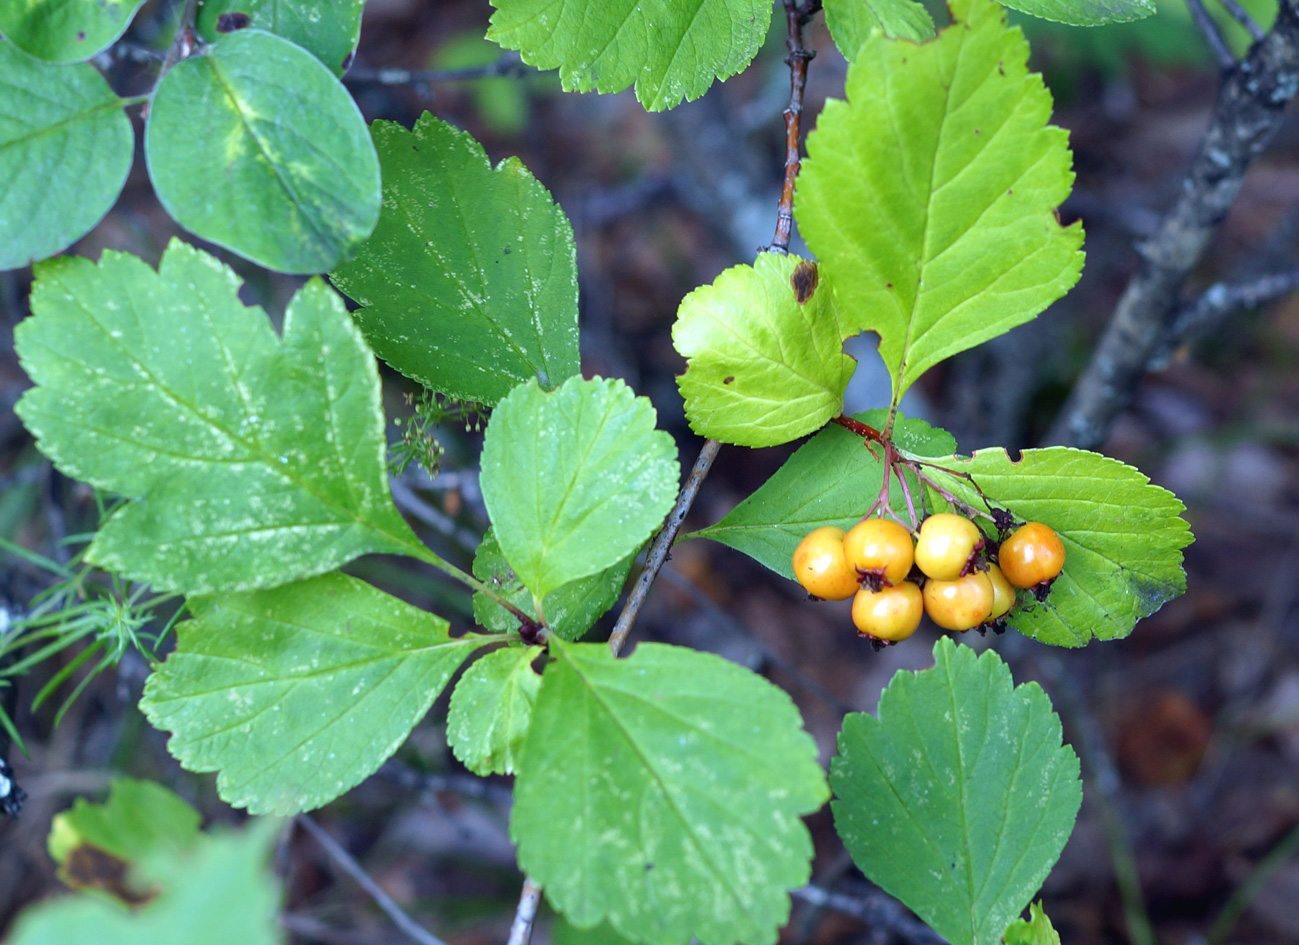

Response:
(914, 513), (985, 581)
(842, 517), (914, 588)
(923, 571), (995, 631)
(851, 581), (923, 643)
(985, 563), (1017, 621)
(998, 522), (1065, 589)
(791, 526), (859, 600)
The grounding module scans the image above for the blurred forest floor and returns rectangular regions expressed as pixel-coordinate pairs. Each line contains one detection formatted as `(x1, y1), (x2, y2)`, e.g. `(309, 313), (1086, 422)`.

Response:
(2, 1), (1299, 944)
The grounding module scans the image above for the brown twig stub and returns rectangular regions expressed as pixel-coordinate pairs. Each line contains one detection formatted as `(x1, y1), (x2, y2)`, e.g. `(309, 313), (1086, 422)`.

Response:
(770, 0), (819, 254)
(830, 414), (884, 441)
(607, 438), (722, 656)
(1049, 0), (1299, 449)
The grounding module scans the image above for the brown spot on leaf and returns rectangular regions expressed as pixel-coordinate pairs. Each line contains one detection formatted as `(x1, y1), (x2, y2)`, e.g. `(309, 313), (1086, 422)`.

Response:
(723, 376), (735, 385)
(77, 31), (86, 41)
(790, 260), (818, 304)
(62, 844), (156, 906)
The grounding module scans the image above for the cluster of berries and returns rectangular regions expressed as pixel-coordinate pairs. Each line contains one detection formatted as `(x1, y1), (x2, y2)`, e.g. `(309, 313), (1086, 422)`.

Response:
(791, 513), (1065, 646)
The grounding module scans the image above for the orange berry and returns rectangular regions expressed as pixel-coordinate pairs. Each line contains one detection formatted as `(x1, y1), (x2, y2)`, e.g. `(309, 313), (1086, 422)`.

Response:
(842, 518), (914, 587)
(923, 572), (995, 632)
(985, 563), (1016, 621)
(791, 527), (859, 600)
(998, 522), (1065, 588)
(914, 513), (984, 581)
(851, 581), (923, 642)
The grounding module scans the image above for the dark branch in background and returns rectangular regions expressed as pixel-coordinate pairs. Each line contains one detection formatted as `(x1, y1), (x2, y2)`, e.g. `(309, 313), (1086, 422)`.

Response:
(1219, 0), (1268, 40)
(1151, 267), (1299, 367)
(791, 884), (946, 945)
(1187, 0), (1237, 69)
(297, 814), (449, 945)
(344, 53), (527, 87)
(1048, 0), (1299, 449)
(770, 0), (821, 253)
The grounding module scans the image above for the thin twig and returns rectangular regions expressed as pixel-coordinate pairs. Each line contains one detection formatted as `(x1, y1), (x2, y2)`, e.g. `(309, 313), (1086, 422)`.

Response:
(1219, 0), (1268, 40)
(506, 877), (544, 945)
(390, 479), (481, 551)
(1049, 0), (1299, 448)
(345, 53), (527, 87)
(296, 814), (449, 945)
(1188, 0), (1237, 68)
(1152, 267), (1299, 366)
(791, 884), (945, 944)
(607, 439), (722, 656)
(377, 759), (514, 808)
(159, 0), (201, 76)
(770, 0), (818, 253)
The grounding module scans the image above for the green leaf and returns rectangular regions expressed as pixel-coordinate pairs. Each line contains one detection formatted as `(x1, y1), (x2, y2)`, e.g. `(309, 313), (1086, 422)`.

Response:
(472, 528), (634, 641)
(14, 241), (420, 594)
(480, 376), (679, 602)
(823, 0), (934, 52)
(797, 0), (1084, 402)
(447, 645), (542, 776)
(140, 573), (489, 815)
(0, 0), (145, 61)
(1005, 0), (1154, 26)
(48, 778), (201, 882)
(145, 29), (379, 274)
(831, 638), (1081, 945)
(0, 42), (131, 269)
(554, 919), (640, 945)
(196, 0), (364, 74)
(673, 255), (857, 448)
(1005, 902), (1062, 945)
(330, 114), (580, 405)
(687, 410), (954, 578)
(486, 0), (772, 111)
(908, 446), (1193, 646)
(9, 817), (283, 945)
(512, 639), (829, 945)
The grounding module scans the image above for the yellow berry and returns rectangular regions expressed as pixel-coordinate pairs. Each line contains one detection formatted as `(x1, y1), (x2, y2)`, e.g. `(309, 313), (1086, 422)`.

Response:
(791, 527), (859, 600)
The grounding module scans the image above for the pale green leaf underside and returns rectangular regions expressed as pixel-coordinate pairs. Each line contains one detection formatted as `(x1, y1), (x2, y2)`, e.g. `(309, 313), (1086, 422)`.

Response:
(797, 0), (1084, 400)
(911, 446), (1193, 647)
(0, 0), (144, 61)
(823, 0), (933, 53)
(447, 645), (542, 776)
(141, 573), (488, 815)
(472, 528), (634, 641)
(9, 818), (283, 945)
(14, 241), (419, 594)
(831, 639), (1082, 945)
(1005, 902), (1062, 945)
(673, 254), (857, 448)
(145, 29), (379, 274)
(486, 0), (772, 111)
(1003, 0), (1154, 26)
(480, 376), (679, 600)
(512, 639), (829, 945)
(330, 114), (579, 405)
(0, 43), (131, 269)
(687, 410), (955, 579)
(197, 0), (364, 74)
(50, 779), (201, 871)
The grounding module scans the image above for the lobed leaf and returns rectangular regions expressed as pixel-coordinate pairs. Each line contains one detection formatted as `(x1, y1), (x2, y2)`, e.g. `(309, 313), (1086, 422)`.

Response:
(9, 815), (283, 945)
(823, 0), (934, 53)
(687, 410), (955, 578)
(673, 255), (857, 448)
(910, 446), (1193, 646)
(14, 241), (419, 594)
(486, 0), (771, 111)
(146, 29), (379, 274)
(0, 0), (144, 61)
(512, 639), (829, 945)
(472, 528), (634, 641)
(331, 114), (580, 405)
(141, 573), (489, 815)
(831, 638), (1082, 945)
(447, 645), (542, 776)
(0, 42), (131, 269)
(196, 0), (364, 75)
(480, 376), (679, 602)
(797, 0), (1084, 401)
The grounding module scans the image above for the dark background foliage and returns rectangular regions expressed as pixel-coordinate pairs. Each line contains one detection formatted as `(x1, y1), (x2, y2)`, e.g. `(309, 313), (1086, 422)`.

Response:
(2, 1), (1298, 943)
